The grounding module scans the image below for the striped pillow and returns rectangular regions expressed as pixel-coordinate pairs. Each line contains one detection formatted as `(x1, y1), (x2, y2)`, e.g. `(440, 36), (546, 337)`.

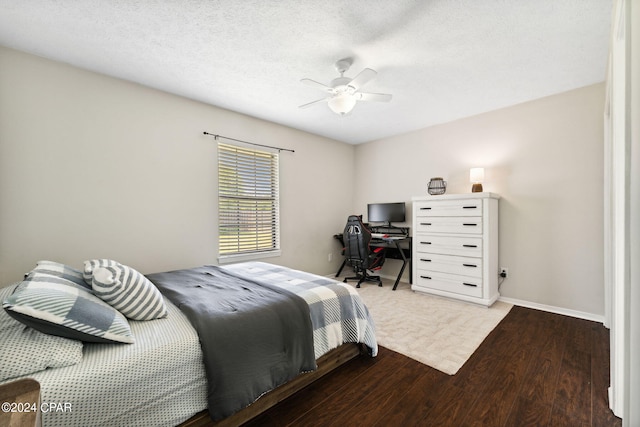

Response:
(83, 258), (118, 285)
(3, 273), (134, 344)
(91, 264), (168, 321)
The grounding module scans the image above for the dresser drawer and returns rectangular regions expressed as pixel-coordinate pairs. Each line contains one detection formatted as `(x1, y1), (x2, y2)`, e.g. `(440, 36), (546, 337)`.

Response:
(415, 199), (482, 217)
(415, 270), (483, 298)
(415, 216), (482, 234)
(415, 253), (482, 278)
(415, 235), (483, 257)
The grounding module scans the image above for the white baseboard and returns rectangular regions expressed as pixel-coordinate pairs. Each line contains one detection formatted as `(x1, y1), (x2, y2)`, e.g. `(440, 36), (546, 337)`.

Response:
(498, 296), (605, 323)
(331, 272), (605, 324)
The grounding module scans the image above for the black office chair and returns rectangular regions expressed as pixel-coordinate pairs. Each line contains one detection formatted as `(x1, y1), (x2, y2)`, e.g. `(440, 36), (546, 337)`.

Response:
(342, 215), (386, 288)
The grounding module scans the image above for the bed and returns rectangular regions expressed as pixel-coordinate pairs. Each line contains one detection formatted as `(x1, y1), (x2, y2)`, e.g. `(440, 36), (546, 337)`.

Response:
(0, 261), (377, 426)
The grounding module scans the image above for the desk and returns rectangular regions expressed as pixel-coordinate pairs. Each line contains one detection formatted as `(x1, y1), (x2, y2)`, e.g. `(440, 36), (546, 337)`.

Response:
(333, 234), (412, 290)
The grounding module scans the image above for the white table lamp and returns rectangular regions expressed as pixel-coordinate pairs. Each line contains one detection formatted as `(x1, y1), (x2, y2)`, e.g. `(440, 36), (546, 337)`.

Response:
(470, 168), (484, 192)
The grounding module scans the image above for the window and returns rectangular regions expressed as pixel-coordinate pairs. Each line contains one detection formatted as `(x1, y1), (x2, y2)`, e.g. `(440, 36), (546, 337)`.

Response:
(217, 142), (280, 259)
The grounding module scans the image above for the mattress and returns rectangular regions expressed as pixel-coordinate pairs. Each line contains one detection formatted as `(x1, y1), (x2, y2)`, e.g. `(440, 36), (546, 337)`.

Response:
(4, 296), (208, 427)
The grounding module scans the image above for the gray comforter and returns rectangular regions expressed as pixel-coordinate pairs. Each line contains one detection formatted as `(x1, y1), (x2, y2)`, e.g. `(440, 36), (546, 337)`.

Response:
(146, 265), (316, 421)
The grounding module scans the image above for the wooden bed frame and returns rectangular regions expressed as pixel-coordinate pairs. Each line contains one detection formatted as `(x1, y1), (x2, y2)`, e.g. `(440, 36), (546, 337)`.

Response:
(179, 343), (364, 427)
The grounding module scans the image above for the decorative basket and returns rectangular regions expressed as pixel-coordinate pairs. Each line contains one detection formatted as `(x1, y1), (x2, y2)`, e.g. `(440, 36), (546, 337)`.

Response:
(428, 177), (447, 195)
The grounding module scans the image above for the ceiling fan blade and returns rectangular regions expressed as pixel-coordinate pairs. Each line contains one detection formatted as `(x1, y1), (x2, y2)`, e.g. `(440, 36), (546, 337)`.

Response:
(355, 92), (393, 102)
(347, 68), (377, 91)
(298, 98), (328, 109)
(300, 78), (333, 93)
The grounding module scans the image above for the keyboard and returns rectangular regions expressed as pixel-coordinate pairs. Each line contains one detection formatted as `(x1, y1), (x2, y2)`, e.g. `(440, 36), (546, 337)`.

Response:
(371, 233), (407, 240)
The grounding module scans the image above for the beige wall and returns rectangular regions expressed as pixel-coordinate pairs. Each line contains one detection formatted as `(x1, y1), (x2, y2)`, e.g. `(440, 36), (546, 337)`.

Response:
(0, 46), (354, 283)
(0, 46), (607, 318)
(354, 83), (606, 316)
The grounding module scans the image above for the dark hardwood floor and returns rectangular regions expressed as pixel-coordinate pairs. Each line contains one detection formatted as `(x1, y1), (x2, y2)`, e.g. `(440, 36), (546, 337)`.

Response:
(244, 305), (621, 427)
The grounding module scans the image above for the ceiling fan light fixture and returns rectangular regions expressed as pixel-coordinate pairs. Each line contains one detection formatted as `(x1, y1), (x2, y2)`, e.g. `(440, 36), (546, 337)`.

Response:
(328, 93), (356, 115)
(299, 58), (392, 115)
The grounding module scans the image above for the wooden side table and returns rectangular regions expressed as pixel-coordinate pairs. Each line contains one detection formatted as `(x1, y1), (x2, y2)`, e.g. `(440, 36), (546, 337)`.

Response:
(0, 378), (41, 427)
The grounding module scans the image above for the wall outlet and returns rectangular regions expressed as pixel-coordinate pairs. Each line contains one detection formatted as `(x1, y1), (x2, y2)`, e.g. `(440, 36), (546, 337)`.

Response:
(500, 267), (508, 278)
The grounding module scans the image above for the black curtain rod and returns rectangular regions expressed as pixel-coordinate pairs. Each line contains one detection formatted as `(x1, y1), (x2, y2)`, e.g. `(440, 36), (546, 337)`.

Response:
(203, 132), (295, 153)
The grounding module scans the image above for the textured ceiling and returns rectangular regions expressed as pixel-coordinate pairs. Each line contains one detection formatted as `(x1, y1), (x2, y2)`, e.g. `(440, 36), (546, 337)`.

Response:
(0, 0), (612, 144)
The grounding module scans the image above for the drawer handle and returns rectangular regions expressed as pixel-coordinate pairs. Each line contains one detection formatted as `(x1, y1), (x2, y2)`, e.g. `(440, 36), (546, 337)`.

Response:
(420, 276), (432, 280)
(462, 282), (478, 287)
(462, 263), (477, 268)
(462, 244), (478, 248)
(420, 259), (432, 262)
(463, 206), (478, 209)
(463, 223), (478, 226)
(420, 207), (432, 210)
(421, 222), (432, 226)
(421, 242), (432, 245)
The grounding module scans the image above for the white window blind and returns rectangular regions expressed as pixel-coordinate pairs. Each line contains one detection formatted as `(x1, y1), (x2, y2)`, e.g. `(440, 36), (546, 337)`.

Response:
(218, 142), (280, 257)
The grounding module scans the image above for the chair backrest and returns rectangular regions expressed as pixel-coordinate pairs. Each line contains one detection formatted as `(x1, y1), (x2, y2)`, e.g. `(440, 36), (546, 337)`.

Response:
(343, 215), (373, 269)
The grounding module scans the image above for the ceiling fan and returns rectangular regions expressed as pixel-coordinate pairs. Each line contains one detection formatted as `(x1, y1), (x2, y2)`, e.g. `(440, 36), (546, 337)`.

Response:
(299, 58), (392, 116)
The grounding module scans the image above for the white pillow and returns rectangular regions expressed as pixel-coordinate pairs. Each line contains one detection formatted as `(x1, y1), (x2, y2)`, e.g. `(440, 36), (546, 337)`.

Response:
(91, 264), (168, 321)
(0, 283), (83, 381)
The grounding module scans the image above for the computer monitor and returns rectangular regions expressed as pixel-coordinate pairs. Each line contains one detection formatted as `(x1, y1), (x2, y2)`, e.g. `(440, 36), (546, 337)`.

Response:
(367, 202), (406, 226)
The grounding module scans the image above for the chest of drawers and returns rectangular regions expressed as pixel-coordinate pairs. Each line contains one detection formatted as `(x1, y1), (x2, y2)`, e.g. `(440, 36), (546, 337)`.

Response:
(411, 193), (500, 306)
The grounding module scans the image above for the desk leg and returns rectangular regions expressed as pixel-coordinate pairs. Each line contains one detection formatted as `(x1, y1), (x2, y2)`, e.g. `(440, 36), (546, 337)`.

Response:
(335, 260), (346, 278)
(392, 241), (409, 291)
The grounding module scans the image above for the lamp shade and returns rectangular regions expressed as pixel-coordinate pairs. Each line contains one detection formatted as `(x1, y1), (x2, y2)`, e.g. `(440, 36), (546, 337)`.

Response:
(469, 168), (485, 183)
(328, 93), (356, 115)
(470, 167), (484, 193)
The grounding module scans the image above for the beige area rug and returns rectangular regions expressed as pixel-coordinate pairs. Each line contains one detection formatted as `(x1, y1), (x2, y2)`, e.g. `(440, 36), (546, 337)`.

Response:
(352, 282), (513, 375)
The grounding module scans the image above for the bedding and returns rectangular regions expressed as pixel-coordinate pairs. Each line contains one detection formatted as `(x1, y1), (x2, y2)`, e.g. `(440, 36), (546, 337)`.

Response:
(84, 259), (168, 320)
(220, 262), (378, 359)
(28, 260), (88, 288)
(0, 284), (84, 382)
(1, 261), (377, 426)
(91, 263), (168, 320)
(146, 265), (317, 421)
(3, 273), (134, 344)
(0, 295), (208, 427)
(82, 258), (119, 283)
